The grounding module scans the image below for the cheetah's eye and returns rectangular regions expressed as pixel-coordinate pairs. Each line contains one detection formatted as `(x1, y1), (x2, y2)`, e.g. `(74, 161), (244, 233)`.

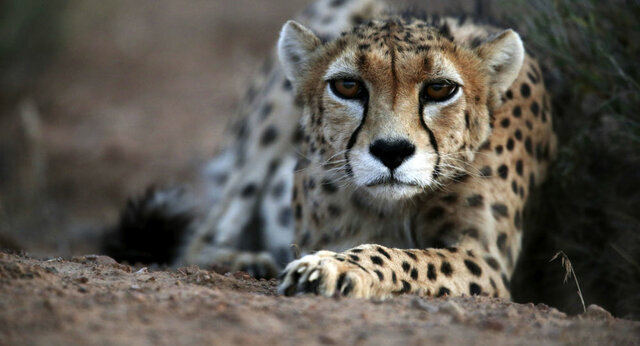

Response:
(422, 83), (458, 102)
(330, 79), (364, 100)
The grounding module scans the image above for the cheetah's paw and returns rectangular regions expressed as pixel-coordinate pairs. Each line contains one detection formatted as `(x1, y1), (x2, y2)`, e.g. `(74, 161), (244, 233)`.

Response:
(277, 251), (374, 298)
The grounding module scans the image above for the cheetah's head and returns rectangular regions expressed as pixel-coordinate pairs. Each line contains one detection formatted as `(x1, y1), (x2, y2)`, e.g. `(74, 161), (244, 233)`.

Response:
(278, 18), (523, 200)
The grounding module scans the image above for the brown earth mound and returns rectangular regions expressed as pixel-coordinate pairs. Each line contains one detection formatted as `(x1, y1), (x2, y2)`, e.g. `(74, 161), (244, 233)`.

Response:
(0, 251), (637, 345)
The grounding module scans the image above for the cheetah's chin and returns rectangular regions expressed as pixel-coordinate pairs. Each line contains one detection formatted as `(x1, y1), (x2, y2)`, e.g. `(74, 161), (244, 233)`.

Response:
(362, 182), (424, 200)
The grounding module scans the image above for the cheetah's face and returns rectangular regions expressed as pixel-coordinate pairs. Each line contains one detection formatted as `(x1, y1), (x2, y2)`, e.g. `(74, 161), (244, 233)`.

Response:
(279, 19), (524, 200)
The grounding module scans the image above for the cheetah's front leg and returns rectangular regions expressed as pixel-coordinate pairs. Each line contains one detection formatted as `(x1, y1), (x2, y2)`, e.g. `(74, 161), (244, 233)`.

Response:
(278, 244), (509, 299)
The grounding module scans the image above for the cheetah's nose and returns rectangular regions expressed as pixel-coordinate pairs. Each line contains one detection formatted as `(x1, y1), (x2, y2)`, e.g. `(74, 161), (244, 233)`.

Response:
(369, 139), (416, 171)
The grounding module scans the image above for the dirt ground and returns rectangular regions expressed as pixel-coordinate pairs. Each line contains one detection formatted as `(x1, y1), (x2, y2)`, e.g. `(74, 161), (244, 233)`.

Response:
(1, 251), (638, 345)
(2, 1), (640, 344)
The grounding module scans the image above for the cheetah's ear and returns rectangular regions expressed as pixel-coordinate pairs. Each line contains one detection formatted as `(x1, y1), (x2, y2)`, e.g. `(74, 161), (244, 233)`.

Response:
(277, 20), (322, 88)
(475, 29), (524, 93)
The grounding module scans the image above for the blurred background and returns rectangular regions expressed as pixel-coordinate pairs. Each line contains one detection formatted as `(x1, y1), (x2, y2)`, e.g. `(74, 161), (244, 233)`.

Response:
(1, 0), (639, 319)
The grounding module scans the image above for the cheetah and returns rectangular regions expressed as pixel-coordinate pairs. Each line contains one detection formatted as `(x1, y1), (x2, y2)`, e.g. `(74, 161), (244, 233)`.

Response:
(109, 0), (556, 299)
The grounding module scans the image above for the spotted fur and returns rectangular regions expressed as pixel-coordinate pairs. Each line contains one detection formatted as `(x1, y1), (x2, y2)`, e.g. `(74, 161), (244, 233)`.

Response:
(179, 0), (556, 298)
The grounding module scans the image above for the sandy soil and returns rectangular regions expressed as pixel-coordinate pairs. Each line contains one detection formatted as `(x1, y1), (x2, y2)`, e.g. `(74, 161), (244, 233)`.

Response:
(2, 1), (639, 344)
(1, 251), (638, 345)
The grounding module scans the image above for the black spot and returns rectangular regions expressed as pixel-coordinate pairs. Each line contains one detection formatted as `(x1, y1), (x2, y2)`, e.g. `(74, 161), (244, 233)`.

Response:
(464, 111), (470, 128)
(437, 286), (451, 297)
(466, 194), (484, 207)
(485, 257), (500, 270)
(515, 129), (522, 141)
(295, 204), (302, 219)
(525, 120), (533, 130)
(500, 118), (510, 128)
(491, 203), (509, 219)
(212, 173), (228, 185)
(467, 250), (475, 257)
(358, 43), (370, 50)
(464, 259), (482, 276)
(291, 125), (305, 144)
(399, 280), (412, 294)
(392, 271), (397, 283)
(479, 166), (492, 177)
(497, 165), (509, 180)
(404, 250), (418, 261)
(525, 137), (533, 155)
(516, 160), (523, 176)
(542, 110), (548, 123)
(446, 247), (458, 253)
(240, 183), (257, 198)
(351, 15), (364, 25)
(278, 207), (292, 227)
(530, 101), (539, 116)
(435, 223), (455, 247)
(410, 268), (418, 280)
(371, 256), (384, 266)
(535, 143), (544, 160)
(463, 228), (479, 239)
(441, 193), (458, 204)
(427, 263), (437, 281)
(506, 138), (515, 151)
(529, 173), (536, 189)
(479, 140), (491, 151)
(512, 106), (522, 118)
(514, 210), (522, 229)
(376, 247), (391, 259)
(453, 173), (469, 182)
(349, 254), (360, 262)
(321, 178), (339, 194)
(497, 233), (507, 252)
(288, 53), (300, 63)
(283, 79), (292, 90)
(271, 181), (286, 199)
(490, 278), (497, 290)
(426, 206), (445, 220)
(260, 102), (273, 119)
(511, 181), (518, 194)
(469, 282), (482, 295)
(495, 145), (504, 155)
(374, 270), (384, 281)
(327, 205), (342, 217)
(543, 143), (550, 159)
(306, 178), (316, 190)
(402, 261), (411, 273)
(260, 126), (279, 146)
(520, 83), (531, 98)
(440, 261), (453, 277)
(505, 90), (513, 99)
(351, 248), (363, 253)
(502, 273), (510, 290)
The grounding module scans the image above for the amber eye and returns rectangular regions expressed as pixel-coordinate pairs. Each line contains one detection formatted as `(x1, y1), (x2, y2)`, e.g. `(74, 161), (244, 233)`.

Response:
(330, 79), (364, 100)
(422, 83), (458, 102)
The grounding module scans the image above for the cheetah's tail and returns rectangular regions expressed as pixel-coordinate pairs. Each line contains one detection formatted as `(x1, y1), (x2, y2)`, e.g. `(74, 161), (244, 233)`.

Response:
(101, 186), (196, 266)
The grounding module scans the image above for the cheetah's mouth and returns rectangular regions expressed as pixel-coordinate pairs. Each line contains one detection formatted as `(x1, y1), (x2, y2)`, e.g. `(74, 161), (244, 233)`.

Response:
(365, 176), (419, 188)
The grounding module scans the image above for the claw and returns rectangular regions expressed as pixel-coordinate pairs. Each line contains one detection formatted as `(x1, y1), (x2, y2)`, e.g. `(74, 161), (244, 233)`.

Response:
(342, 281), (353, 296)
(336, 273), (346, 295)
(308, 269), (320, 282)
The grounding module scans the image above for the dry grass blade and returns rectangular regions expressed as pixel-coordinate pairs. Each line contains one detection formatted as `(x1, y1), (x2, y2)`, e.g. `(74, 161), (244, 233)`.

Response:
(550, 251), (586, 313)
